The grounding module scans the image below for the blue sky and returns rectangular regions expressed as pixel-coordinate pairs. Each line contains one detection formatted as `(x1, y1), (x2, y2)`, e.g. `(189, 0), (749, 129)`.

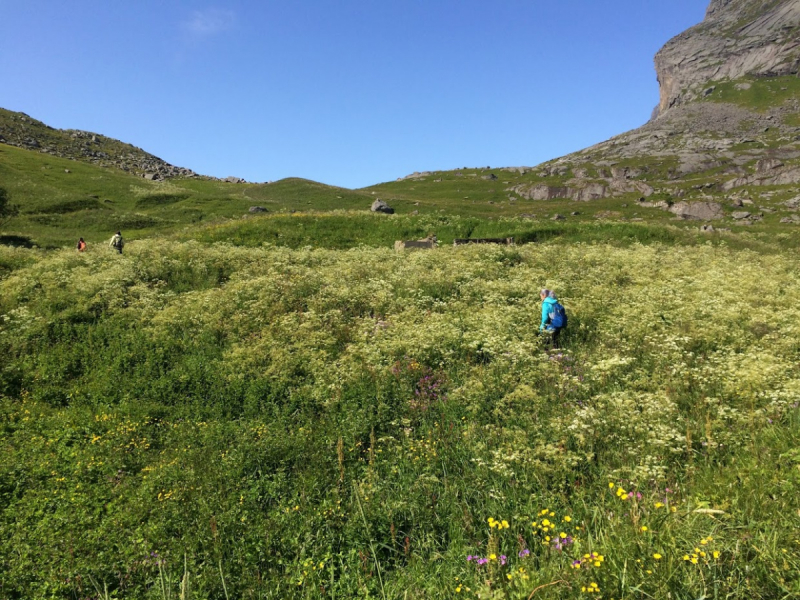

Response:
(1, 0), (709, 188)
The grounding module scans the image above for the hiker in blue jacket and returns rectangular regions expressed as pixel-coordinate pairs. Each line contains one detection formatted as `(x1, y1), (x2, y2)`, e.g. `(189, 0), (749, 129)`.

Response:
(539, 289), (567, 348)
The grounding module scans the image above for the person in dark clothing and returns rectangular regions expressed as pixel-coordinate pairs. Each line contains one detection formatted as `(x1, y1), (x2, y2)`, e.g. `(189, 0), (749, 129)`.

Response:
(109, 231), (124, 254)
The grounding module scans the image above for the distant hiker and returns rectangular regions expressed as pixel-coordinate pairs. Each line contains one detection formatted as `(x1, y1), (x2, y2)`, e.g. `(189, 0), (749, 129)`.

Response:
(539, 289), (567, 348)
(109, 231), (124, 254)
(76, 237), (86, 252)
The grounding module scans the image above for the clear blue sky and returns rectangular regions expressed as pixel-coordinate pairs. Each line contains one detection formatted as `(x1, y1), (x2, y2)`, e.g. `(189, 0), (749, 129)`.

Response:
(1, 0), (709, 188)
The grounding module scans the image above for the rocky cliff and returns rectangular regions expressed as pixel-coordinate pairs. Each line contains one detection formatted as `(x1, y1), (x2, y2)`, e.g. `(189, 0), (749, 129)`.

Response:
(654, 0), (800, 116)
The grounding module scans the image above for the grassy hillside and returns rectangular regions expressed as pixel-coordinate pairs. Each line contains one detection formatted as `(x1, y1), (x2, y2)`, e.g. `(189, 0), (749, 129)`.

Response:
(0, 143), (375, 247)
(0, 107), (194, 178)
(0, 240), (798, 598)
(4, 138), (800, 252)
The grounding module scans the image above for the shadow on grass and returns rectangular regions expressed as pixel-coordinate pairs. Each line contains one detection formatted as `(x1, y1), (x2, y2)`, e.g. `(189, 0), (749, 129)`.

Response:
(0, 234), (35, 248)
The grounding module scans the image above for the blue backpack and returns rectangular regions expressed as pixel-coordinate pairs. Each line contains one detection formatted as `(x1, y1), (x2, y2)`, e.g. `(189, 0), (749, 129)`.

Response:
(548, 302), (567, 329)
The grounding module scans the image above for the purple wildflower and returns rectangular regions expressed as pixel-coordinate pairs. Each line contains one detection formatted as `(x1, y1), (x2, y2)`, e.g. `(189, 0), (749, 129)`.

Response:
(552, 535), (574, 551)
(518, 549), (531, 558)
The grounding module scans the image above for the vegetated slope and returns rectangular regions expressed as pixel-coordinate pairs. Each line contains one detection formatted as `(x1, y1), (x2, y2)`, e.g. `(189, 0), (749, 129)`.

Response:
(0, 240), (798, 598)
(0, 143), (375, 247)
(0, 107), (197, 179)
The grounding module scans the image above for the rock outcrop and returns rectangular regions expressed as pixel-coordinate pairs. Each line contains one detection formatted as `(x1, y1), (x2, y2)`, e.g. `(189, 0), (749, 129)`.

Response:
(508, 176), (654, 202)
(654, 0), (800, 117)
(669, 201), (724, 220)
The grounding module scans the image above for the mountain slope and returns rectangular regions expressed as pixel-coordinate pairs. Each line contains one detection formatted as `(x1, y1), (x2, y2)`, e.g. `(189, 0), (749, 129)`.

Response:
(0, 107), (197, 179)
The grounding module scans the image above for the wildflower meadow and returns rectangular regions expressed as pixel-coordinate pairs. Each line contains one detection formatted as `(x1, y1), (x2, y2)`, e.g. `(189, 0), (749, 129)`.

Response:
(0, 238), (798, 598)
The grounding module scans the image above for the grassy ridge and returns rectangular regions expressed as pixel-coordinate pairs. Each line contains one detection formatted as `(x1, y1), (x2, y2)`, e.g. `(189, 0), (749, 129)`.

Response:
(0, 240), (798, 598)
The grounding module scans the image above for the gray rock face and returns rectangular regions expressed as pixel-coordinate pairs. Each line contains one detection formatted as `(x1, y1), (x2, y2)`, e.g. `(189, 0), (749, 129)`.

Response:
(731, 211), (751, 219)
(669, 201), (724, 220)
(756, 158), (784, 173)
(654, 0), (800, 117)
(508, 178), (653, 202)
(371, 199), (395, 214)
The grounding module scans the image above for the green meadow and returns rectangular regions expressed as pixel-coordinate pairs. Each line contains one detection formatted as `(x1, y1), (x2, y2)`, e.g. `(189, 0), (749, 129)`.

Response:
(1, 235), (799, 599)
(1, 126), (799, 599)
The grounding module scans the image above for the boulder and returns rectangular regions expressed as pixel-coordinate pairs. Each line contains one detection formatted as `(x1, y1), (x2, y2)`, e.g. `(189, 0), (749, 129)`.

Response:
(249, 206), (268, 213)
(731, 211), (751, 220)
(669, 201), (724, 220)
(371, 199), (395, 214)
(550, 214), (566, 221)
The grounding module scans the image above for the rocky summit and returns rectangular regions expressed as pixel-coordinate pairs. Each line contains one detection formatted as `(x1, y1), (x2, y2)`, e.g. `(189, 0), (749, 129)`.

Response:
(655, 0), (800, 116)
